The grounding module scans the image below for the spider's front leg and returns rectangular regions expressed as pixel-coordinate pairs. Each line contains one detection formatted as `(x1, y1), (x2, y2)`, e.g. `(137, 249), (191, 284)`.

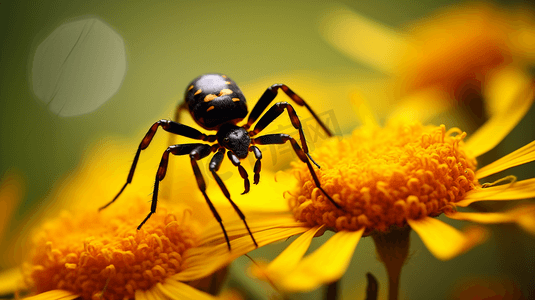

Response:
(249, 146), (262, 184)
(99, 120), (216, 211)
(209, 148), (258, 248)
(254, 134), (343, 210)
(137, 143), (216, 229)
(227, 151), (251, 195)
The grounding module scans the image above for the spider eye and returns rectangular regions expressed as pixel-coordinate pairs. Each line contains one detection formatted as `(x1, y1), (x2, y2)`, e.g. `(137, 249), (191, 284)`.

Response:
(224, 137), (230, 142)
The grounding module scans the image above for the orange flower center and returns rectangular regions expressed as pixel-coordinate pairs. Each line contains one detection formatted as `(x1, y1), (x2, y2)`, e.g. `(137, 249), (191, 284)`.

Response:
(24, 198), (199, 300)
(286, 121), (479, 234)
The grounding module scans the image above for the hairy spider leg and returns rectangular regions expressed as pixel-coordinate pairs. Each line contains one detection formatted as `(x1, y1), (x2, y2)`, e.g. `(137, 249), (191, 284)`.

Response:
(254, 134), (342, 210)
(210, 148), (258, 248)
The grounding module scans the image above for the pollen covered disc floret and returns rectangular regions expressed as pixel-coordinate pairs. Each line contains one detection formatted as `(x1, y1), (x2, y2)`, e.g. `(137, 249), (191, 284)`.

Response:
(23, 198), (199, 300)
(286, 121), (479, 234)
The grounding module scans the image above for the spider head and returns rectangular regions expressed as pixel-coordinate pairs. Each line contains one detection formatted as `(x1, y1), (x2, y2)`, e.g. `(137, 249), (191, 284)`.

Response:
(217, 124), (251, 158)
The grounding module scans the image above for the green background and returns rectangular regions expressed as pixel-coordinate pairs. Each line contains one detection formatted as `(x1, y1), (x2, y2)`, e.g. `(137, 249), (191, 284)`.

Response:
(1, 0), (534, 299)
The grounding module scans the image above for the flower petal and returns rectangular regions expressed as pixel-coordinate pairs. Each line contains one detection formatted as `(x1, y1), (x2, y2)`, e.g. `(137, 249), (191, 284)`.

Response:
(387, 87), (452, 124)
(24, 290), (79, 300)
(464, 82), (535, 158)
(0, 267), (23, 296)
(350, 91), (379, 128)
(134, 289), (149, 300)
(445, 211), (513, 224)
(215, 170), (293, 213)
(456, 178), (535, 207)
(174, 212), (310, 282)
(407, 217), (488, 261)
(483, 67), (534, 119)
(269, 229), (364, 292)
(446, 205), (535, 235)
(152, 281), (217, 300)
(139, 287), (159, 300)
(254, 226), (324, 282)
(198, 212), (311, 247)
(319, 5), (406, 74)
(518, 214), (535, 235)
(476, 140), (535, 178)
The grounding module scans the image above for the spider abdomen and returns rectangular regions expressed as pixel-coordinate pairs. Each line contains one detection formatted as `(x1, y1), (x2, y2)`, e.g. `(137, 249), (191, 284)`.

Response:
(185, 74), (247, 130)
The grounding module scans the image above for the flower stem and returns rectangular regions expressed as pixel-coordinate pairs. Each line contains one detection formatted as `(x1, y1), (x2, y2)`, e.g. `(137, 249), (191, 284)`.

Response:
(324, 279), (339, 300)
(365, 272), (379, 300)
(372, 226), (411, 300)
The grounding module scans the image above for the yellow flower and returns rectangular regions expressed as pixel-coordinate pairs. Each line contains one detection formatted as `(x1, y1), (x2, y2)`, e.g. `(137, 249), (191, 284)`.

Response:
(0, 130), (307, 300)
(23, 198), (206, 300)
(319, 2), (535, 123)
(17, 194), (300, 300)
(245, 80), (535, 294)
(395, 3), (535, 99)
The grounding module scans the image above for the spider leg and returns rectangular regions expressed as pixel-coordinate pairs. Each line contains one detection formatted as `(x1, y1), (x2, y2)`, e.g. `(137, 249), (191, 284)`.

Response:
(249, 101), (321, 168)
(249, 146), (262, 184)
(254, 134), (343, 210)
(245, 84), (333, 137)
(137, 143), (233, 250)
(209, 149), (258, 248)
(166, 102), (195, 201)
(227, 151), (251, 195)
(137, 143), (211, 226)
(99, 119), (216, 211)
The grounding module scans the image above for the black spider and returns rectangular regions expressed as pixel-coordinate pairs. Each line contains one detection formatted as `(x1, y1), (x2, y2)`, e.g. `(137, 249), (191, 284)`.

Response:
(100, 74), (341, 250)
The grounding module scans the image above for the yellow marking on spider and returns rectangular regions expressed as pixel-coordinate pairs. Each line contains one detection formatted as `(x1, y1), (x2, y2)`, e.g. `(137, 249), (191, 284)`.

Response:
(218, 89), (233, 96)
(225, 81), (231, 85)
(204, 89), (234, 102)
(222, 75), (227, 78)
(188, 85), (194, 91)
(204, 94), (218, 102)
(194, 89), (202, 95)
(207, 106), (215, 112)
(232, 98), (240, 102)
